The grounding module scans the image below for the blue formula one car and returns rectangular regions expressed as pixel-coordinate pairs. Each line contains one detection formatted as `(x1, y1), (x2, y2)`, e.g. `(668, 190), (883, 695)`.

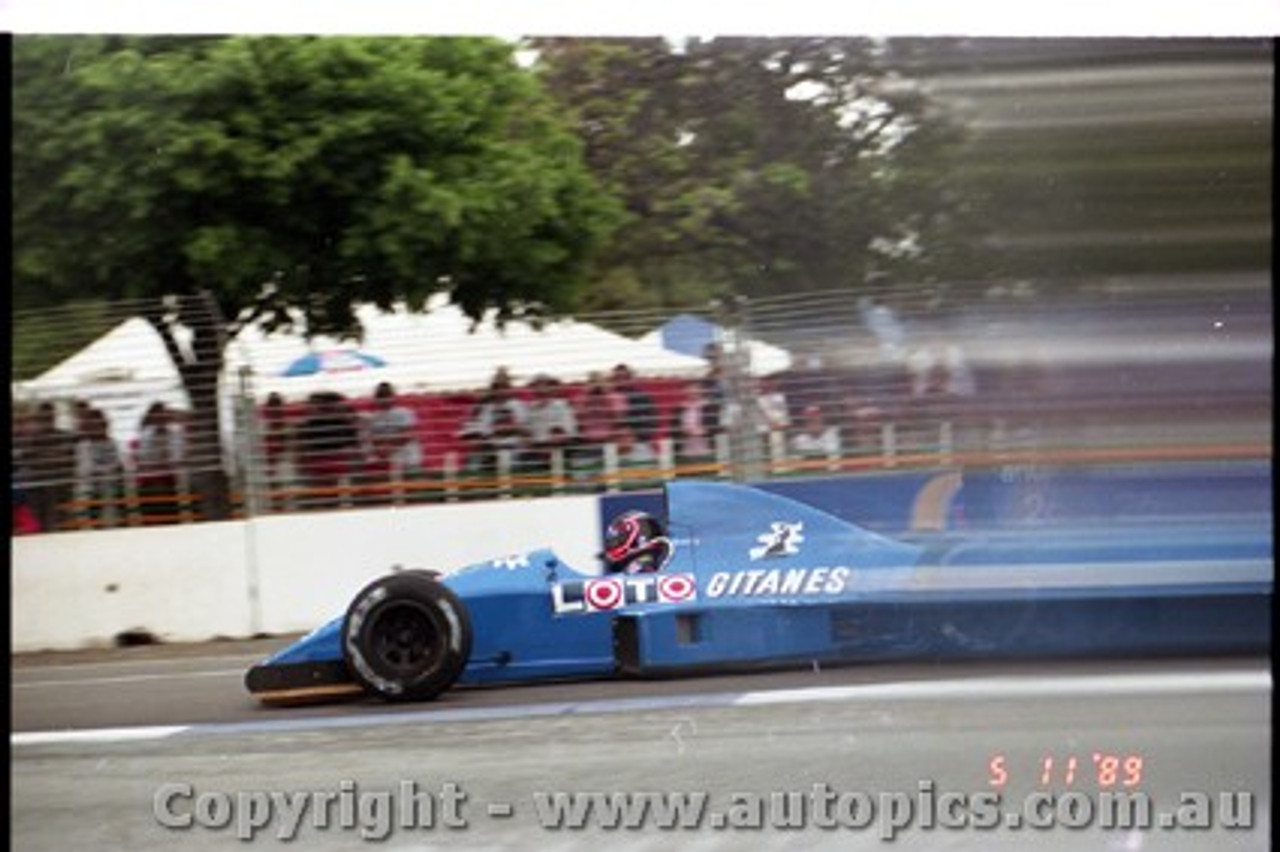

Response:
(244, 479), (1272, 704)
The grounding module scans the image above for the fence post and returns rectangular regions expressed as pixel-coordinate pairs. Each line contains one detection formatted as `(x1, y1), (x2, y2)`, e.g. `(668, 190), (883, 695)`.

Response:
(714, 432), (731, 478)
(391, 459), (406, 506)
(550, 447), (566, 494)
(497, 449), (513, 499)
(235, 366), (268, 519)
(715, 294), (766, 483)
(177, 467), (195, 523)
(443, 451), (460, 502)
(601, 442), (620, 491)
(882, 422), (898, 468)
(657, 438), (675, 480)
(123, 468), (142, 526)
(768, 429), (789, 476)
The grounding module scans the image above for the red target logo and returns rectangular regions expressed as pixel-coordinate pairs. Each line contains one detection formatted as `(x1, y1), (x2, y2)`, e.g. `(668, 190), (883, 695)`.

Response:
(585, 578), (624, 611)
(658, 574), (696, 603)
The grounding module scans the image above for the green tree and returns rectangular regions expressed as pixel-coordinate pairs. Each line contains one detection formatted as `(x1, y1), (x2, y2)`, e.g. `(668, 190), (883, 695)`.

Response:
(529, 37), (988, 312)
(13, 35), (619, 516)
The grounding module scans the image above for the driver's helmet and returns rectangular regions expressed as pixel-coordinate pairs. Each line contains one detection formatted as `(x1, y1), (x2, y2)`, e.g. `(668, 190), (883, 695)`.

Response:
(601, 510), (673, 574)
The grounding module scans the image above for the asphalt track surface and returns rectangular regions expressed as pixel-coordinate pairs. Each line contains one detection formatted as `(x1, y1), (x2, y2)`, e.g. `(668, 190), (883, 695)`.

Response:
(11, 639), (1272, 851)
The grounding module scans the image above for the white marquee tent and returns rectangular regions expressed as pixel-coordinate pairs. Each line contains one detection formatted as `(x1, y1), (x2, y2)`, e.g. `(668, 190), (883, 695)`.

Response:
(12, 316), (216, 453)
(14, 298), (707, 450)
(235, 298), (707, 401)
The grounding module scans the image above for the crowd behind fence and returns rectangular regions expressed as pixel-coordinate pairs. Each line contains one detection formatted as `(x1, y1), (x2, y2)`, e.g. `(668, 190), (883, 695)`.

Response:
(12, 276), (1272, 534)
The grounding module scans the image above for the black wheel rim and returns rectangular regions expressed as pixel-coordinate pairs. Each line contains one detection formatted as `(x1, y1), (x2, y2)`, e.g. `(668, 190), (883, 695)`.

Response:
(368, 601), (442, 674)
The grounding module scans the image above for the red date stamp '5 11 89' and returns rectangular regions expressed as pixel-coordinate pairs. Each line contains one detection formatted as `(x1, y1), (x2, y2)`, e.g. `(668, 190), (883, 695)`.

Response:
(988, 752), (1145, 790)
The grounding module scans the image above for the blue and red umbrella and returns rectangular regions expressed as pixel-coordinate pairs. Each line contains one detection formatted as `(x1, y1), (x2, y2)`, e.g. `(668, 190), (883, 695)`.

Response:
(282, 349), (387, 377)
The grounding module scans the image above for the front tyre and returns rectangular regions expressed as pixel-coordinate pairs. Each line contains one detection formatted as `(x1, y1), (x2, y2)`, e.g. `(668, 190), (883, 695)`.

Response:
(342, 572), (472, 702)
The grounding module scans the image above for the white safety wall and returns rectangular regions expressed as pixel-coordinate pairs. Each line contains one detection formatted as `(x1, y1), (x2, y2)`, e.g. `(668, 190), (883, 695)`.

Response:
(12, 496), (603, 652)
(12, 522), (256, 651)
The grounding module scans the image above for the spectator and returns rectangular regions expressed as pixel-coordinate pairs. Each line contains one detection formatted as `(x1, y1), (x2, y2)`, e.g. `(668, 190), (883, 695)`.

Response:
(11, 405), (37, 496)
(778, 351), (843, 426)
(12, 406), (42, 533)
(910, 359), (953, 443)
(457, 368), (529, 476)
(20, 401), (77, 531)
(71, 399), (93, 441)
(905, 343), (974, 453)
(791, 404), (841, 459)
(135, 402), (183, 521)
(723, 375), (791, 436)
(518, 375), (578, 477)
(758, 375), (793, 464)
(610, 364), (658, 452)
(571, 371), (624, 481)
(260, 392), (296, 500)
(295, 392), (362, 505)
(669, 381), (716, 468)
(12, 486), (41, 535)
(75, 406), (123, 526)
(755, 376), (792, 436)
(615, 424), (657, 468)
(908, 342), (975, 400)
(845, 395), (887, 456)
(719, 375), (790, 467)
(365, 382), (423, 483)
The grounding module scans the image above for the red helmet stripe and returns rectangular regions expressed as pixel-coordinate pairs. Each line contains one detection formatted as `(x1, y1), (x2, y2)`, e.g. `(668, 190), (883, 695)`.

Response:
(605, 516), (640, 561)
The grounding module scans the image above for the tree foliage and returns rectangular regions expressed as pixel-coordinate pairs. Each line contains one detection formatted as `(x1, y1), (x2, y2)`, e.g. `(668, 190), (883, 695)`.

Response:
(528, 37), (988, 311)
(14, 36), (619, 329)
(14, 35), (618, 516)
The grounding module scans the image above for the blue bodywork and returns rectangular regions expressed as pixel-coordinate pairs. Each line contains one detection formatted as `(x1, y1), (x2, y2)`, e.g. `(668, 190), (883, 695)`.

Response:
(250, 478), (1271, 698)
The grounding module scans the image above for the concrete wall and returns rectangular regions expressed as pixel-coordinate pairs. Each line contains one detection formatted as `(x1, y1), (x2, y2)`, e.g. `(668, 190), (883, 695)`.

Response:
(12, 495), (600, 652)
(12, 521), (255, 651)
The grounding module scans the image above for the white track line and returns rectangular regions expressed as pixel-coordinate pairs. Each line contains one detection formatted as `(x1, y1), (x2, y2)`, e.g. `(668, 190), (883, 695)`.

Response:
(13, 726), (190, 746)
(13, 669), (247, 689)
(12, 668), (1268, 748)
(733, 670), (1271, 706)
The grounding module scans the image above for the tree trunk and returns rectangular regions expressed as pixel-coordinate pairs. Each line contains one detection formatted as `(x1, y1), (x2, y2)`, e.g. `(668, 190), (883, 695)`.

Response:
(186, 370), (232, 521)
(147, 292), (234, 522)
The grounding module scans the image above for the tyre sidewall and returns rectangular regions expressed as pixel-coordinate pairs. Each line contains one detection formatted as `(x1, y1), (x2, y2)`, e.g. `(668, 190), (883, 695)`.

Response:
(342, 573), (472, 701)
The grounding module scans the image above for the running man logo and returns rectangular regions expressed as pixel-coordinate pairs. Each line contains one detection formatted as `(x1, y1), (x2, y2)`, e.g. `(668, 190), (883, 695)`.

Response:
(552, 574), (697, 614)
(749, 522), (804, 560)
